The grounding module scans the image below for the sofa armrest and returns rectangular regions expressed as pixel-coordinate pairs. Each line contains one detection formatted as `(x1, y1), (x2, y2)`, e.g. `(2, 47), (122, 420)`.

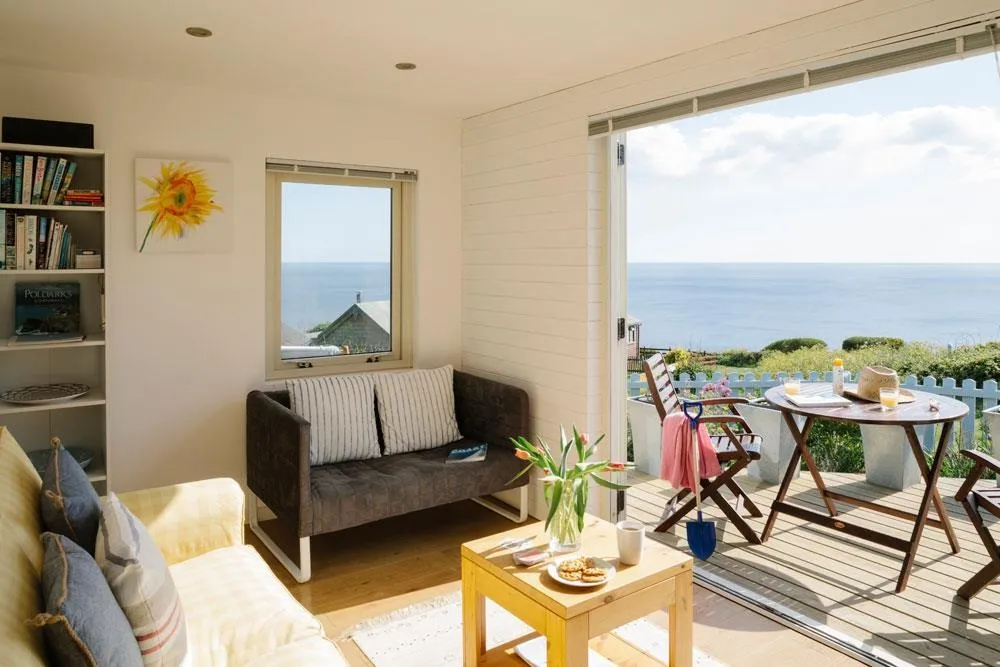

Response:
(115, 478), (244, 566)
(246, 390), (312, 537)
(453, 371), (530, 450)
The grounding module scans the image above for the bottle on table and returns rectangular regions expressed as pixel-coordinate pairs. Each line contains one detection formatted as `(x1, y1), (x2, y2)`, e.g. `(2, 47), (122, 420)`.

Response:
(832, 358), (845, 395)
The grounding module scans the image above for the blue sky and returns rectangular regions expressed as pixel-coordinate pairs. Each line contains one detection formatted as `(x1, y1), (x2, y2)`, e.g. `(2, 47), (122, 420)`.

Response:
(282, 182), (391, 262)
(627, 52), (1000, 263)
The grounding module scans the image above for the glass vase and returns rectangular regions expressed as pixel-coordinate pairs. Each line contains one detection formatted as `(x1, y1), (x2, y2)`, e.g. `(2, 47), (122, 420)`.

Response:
(547, 485), (582, 554)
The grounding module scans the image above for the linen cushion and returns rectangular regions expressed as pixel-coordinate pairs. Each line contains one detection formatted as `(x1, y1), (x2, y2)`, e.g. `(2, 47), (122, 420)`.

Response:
(33, 532), (143, 667)
(287, 374), (381, 465)
(39, 439), (101, 556)
(169, 545), (326, 666)
(97, 493), (189, 666)
(374, 365), (463, 455)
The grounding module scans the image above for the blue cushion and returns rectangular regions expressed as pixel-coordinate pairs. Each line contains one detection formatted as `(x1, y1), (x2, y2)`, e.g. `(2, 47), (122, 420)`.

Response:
(32, 532), (143, 667)
(39, 440), (101, 555)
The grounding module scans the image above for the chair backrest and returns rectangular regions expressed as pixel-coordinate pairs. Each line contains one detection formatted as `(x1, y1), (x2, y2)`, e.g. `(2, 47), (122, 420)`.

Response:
(642, 353), (681, 422)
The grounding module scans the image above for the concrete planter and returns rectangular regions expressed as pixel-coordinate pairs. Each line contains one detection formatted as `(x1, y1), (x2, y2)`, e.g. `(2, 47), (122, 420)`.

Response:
(985, 406), (1000, 487)
(735, 402), (802, 484)
(858, 425), (933, 490)
(627, 397), (662, 476)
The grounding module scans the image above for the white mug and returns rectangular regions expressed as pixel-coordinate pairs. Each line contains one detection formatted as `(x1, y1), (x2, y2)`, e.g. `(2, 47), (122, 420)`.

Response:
(616, 520), (645, 565)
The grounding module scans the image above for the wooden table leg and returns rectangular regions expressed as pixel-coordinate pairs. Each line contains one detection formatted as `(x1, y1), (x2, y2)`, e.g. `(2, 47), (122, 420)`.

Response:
(461, 558), (485, 666)
(903, 425), (960, 554)
(762, 415), (812, 541)
(669, 568), (693, 667)
(545, 613), (588, 667)
(786, 412), (837, 517)
(896, 421), (954, 593)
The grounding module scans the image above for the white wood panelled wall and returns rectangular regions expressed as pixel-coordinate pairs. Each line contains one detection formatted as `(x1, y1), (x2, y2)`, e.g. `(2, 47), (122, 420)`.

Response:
(462, 0), (1000, 519)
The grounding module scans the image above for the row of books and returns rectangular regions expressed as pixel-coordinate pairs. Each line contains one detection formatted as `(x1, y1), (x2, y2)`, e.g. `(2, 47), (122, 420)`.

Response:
(0, 153), (84, 206)
(0, 211), (80, 270)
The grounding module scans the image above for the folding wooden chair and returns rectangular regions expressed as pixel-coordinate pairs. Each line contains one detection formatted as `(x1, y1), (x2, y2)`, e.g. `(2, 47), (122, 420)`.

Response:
(642, 353), (763, 544)
(954, 449), (1000, 599)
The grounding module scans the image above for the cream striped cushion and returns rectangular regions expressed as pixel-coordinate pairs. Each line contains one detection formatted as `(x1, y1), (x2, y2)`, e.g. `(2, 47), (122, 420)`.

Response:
(96, 493), (189, 666)
(287, 375), (381, 465)
(374, 366), (463, 455)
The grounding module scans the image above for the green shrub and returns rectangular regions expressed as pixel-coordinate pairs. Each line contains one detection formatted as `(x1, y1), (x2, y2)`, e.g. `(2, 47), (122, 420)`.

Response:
(757, 342), (941, 377)
(842, 336), (904, 351)
(663, 347), (691, 367)
(927, 343), (1000, 384)
(808, 422), (865, 473)
(763, 338), (826, 353)
(717, 348), (762, 367)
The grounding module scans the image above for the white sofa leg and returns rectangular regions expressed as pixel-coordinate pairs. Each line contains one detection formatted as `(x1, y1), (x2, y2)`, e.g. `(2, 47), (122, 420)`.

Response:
(247, 492), (312, 583)
(472, 485), (529, 523)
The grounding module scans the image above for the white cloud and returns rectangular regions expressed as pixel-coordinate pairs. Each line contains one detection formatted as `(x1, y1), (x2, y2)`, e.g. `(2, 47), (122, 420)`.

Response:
(627, 105), (1000, 263)
(630, 106), (1000, 183)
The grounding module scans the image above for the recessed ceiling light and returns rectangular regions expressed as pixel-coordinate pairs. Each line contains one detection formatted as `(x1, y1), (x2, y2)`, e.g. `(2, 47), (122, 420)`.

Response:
(186, 27), (213, 38)
(395, 62), (416, 71)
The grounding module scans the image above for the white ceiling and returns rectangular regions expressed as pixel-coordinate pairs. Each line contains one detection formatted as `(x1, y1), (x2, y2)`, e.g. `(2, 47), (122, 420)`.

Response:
(0, 0), (856, 118)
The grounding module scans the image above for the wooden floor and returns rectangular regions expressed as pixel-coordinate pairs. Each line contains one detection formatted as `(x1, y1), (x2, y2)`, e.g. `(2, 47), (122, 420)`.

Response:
(627, 470), (1000, 667)
(250, 500), (860, 666)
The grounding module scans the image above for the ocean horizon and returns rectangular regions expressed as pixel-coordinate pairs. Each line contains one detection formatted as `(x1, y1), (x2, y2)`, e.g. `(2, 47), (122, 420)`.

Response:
(628, 262), (1000, 350)
(281, 262), (1000, 351)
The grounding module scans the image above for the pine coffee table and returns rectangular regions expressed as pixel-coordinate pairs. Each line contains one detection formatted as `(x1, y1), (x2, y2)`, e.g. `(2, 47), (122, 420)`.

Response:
(461, 514), (693, 666)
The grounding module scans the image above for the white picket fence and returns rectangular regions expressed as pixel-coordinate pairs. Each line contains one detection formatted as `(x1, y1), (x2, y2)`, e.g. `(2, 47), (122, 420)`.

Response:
(627, 370), (1000, 449)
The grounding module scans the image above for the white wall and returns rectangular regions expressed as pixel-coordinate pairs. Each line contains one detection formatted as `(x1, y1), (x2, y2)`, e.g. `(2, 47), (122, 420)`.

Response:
(461, 0), (999, 518)
(0, 64), (463, 492)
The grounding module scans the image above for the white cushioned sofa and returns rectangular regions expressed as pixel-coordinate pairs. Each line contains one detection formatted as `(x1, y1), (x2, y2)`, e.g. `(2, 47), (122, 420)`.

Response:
(0, 427), (348, 667)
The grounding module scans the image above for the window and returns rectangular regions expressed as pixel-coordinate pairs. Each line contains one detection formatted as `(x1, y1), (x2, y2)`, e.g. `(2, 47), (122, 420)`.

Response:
(265, 160), (413, 378)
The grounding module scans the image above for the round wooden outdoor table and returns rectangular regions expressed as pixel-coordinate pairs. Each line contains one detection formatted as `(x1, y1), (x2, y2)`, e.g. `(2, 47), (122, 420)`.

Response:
(763, 382), (968, 593)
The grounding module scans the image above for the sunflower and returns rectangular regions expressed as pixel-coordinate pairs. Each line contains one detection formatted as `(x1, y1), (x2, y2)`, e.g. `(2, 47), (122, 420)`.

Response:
(138, 161), (223, 252)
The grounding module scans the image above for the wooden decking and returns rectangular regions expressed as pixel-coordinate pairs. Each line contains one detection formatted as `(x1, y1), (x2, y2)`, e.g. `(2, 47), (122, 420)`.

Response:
(627, 470), (1000, 666)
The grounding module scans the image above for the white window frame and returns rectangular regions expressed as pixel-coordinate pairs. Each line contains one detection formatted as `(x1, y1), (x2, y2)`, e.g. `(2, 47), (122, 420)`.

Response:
(265, 166), (413, 379)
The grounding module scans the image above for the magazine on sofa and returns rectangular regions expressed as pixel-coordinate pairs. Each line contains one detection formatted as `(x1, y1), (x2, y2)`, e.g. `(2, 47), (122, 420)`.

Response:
(446, 443), (488, 463)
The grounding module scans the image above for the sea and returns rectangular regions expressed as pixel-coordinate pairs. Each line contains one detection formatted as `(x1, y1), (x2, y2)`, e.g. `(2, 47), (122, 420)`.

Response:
(629, 263), (1000, 351)
(282, 262), (1000, 351)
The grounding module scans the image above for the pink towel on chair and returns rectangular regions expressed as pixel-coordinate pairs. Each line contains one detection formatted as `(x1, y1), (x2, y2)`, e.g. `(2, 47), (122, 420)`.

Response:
(659, 412), (723, 490)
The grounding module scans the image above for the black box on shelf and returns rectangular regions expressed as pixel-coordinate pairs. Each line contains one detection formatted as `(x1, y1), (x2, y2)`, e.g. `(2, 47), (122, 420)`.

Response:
(1, 117), (94, 149)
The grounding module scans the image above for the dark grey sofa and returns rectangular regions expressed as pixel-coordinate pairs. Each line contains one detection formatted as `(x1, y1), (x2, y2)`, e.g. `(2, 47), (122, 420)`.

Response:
(245, 370), (530, 582)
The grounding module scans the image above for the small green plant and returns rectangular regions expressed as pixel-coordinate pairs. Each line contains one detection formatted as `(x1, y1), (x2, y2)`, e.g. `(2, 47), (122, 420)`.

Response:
(842, 336), (904, 351)
(763, 338), (827, 353)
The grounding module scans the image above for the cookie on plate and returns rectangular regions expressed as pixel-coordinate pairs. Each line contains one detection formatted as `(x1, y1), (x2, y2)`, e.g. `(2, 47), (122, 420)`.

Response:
(557, 558), (586, 574)
(560, 569), (583, 581)
(581, 567), (606, 583)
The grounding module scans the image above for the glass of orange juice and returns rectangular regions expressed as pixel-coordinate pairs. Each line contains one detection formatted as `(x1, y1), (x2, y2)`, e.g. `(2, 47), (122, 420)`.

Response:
(879, 387), (900, 411)
(783, 378), (801, 396)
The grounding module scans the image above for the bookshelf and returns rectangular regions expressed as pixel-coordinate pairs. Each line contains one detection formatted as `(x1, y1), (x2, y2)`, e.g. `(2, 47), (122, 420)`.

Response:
(0, 142), (108, 491)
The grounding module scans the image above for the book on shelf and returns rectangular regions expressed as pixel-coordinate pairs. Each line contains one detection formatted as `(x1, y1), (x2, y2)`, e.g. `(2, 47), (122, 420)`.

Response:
(445, 443), (488, 463)
(0, 151), (94, 206)
(11, 282), (81, 344)
(0, 211), (80, 270)
(8, 332), (85, 346)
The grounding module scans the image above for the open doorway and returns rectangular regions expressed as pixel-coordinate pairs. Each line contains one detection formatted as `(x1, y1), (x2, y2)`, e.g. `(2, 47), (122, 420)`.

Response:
(610, 43), (1000, 665)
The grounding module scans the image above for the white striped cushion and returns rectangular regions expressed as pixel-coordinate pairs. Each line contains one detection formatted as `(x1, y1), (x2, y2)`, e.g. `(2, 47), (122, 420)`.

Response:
(96, 493), (189, 667)
(374, 366), (463, 455)
(287, 375), (381, 465)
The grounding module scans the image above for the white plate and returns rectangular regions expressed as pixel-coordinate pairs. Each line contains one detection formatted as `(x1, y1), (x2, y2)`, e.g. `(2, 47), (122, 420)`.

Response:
(547, 556), (616, 588)
(0, 383), (90, 405)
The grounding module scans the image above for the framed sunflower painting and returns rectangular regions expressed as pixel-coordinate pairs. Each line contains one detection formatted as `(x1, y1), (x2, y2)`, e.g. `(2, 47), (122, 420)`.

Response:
(134, 158), (232, 253)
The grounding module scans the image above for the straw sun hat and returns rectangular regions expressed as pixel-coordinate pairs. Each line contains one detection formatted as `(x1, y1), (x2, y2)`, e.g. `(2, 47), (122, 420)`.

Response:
(843, 365), (916, 403)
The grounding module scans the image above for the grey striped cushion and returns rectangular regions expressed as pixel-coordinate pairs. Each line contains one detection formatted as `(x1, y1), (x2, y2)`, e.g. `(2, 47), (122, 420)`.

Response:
(374, 366), (463, 455)
(287, 375), (381, 465)
(96, 493), (188, 667)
